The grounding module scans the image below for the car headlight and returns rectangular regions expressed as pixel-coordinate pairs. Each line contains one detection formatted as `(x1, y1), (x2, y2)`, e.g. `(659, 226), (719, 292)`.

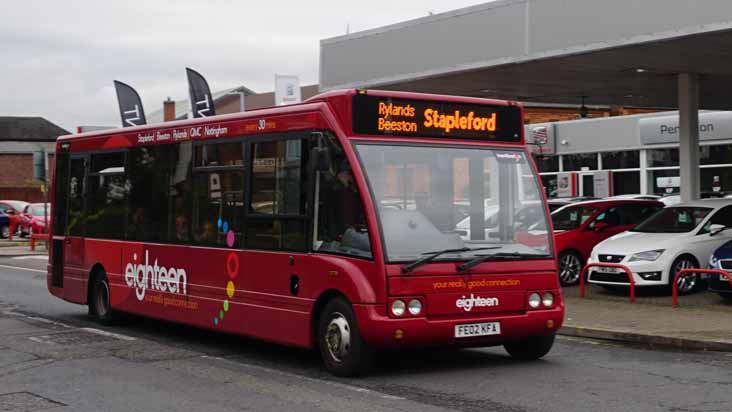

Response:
(629, 249), (665, 262)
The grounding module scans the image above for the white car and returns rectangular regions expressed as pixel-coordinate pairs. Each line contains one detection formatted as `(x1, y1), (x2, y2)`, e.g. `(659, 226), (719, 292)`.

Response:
(588, 199), (732, 294)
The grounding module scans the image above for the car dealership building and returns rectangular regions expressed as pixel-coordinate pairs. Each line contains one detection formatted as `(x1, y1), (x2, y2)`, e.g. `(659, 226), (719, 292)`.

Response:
(319, 0), (732, 201)
(527, 110), (732, 198)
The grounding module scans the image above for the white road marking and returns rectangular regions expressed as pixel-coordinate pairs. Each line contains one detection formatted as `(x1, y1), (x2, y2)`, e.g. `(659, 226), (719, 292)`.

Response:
(0, 264), (46, 273)
(11, 255), (48, 260)
(80, 327), (137, 341)
(25, 316), (73, 329)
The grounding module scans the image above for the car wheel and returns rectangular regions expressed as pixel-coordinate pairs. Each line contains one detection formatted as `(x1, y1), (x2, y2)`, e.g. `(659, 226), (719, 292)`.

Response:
(90, 271), (116, 325)
(504, 334), (556, 360)
(671, 256), (699, 295)
(558, 251), (583, 286)
(317, 297), (373, 377)
(0, 225), (9, 239)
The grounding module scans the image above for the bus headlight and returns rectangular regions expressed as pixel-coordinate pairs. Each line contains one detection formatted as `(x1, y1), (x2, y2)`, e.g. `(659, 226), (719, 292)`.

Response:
(542, 292), (554, 307)
(408, 299), (422, 315)
(528, 293), (541, 308)
(391, 300), (406, 317)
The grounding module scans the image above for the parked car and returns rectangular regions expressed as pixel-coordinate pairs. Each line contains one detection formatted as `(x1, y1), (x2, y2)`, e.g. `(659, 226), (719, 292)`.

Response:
(455, 200), (542, 240)
(660, 195), (681, 206)
(607, 194), (661, 201)
(708, 240), (732, 302)
(551, 199), (664, 286)
(588, 199), (732, 294)
(20, 203), (51, 235)
(0, 200), (30, 237)
(547, 196), (597, 213)
(0, 210), (9, 239)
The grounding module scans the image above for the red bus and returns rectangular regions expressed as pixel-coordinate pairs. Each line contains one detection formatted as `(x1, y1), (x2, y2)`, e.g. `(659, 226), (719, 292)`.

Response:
(48, 89), (563, 376)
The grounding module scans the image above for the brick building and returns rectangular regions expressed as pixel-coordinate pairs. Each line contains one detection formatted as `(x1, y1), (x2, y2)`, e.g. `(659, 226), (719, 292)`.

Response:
(0, 117), (68, 202)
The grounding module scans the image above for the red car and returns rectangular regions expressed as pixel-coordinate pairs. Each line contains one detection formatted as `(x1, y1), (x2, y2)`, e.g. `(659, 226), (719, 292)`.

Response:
(20, 203), (51, 235)
(0, 200), (30, 237)
(552, 199), (664, 286)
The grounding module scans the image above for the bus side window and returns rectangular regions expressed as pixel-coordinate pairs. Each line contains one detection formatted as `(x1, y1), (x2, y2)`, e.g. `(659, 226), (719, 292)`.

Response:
(67, 156), (86, 236)
(314, 134), (372, 258)
(247, 138), (308, 251)
(86, 152), (127, 240)
(191, 141), (245, 248)
(126, 146), (173, 242)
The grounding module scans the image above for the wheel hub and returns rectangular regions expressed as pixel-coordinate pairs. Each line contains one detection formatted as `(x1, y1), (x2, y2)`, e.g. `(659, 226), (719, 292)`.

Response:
(675, 260), (697, 293)
(325, 313), (351, 363)
(560, 254), (581, 284)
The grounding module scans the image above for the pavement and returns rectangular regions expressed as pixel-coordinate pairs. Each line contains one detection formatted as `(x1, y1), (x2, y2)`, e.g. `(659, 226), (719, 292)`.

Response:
(561, 285), (732, 352)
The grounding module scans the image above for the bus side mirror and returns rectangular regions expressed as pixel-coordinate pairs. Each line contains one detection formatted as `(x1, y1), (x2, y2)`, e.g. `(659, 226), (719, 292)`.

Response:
(312, 147), (331, 172)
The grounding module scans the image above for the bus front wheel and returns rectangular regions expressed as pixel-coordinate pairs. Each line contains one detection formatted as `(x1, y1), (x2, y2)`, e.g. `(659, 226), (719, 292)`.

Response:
(90, 271), (116, 325)
(317, 297), (373, 377)
(504, 334), (555, 360)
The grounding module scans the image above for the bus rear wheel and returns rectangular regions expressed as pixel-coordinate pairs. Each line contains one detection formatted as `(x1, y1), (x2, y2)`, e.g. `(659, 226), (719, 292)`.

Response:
(317, 297), (373, 377)
(90, 271), (116, 325)
(504, 334), (555, 360)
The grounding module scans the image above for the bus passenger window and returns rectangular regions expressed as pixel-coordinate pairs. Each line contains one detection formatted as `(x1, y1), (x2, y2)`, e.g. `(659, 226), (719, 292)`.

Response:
(192, 141), (245, 248)
(314, 135), (371, 258)
(247, 138), (308, 251)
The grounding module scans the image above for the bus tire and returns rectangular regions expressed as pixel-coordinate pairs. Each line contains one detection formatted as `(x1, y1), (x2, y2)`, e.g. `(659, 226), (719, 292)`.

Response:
(317, 297), (373, 377)
(90, 271), (116, 325)
(504, 334), (555, 360)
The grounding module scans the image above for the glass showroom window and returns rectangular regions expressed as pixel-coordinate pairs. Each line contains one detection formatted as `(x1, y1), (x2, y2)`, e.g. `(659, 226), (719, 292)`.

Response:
(601, 150), (640, 169)
(562, 153), (598, 171)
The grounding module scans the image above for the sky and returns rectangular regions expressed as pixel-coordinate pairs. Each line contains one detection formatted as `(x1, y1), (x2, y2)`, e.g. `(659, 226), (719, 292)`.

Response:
(1, 0), (487, 131)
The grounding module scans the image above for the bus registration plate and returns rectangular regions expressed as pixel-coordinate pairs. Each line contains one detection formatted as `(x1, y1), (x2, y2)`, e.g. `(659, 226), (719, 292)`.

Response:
(455, 322), (501, 338)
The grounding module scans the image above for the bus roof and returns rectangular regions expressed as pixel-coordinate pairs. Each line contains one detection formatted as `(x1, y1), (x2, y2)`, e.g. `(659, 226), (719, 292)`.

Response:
(58, 89), (524, 147)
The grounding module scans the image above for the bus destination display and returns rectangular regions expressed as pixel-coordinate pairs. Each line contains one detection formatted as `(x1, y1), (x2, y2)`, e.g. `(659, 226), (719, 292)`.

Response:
(352, 94), (522, 142)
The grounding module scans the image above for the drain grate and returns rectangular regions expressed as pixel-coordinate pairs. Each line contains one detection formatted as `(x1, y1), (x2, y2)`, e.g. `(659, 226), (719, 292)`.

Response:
(0, 392), (66, 411)
(28, 329), (118, 346)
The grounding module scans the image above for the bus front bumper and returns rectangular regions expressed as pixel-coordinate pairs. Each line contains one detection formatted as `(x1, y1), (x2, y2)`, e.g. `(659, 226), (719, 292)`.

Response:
(353, 304), (564, 348)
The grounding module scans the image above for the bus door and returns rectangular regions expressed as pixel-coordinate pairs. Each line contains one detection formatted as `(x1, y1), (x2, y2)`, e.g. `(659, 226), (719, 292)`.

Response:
(240, 136), (313, 346)
(59, 155), (88, 302)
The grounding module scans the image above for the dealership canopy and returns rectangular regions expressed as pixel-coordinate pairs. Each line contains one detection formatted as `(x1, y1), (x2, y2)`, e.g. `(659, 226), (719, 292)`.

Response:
(320, 0), (732, 200)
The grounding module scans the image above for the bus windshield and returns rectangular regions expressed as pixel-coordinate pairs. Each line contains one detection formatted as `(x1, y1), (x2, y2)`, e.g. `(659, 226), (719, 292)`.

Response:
(355, 144), (552, 263)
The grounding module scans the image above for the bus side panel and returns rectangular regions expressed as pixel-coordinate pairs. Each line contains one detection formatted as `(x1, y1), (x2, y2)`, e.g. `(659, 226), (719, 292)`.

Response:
(299, 255), (382, 304)
(116, 242), (193, 325)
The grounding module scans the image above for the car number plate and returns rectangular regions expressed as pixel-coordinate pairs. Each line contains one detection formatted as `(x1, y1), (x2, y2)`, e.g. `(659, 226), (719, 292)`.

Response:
(595, 266), (620, 274)
(454, 322), (501, 338)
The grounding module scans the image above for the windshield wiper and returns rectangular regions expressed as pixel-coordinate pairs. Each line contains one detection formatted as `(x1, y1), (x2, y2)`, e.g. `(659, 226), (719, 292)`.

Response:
(401, 247), (500, 274)
(457, 252), (547, 272)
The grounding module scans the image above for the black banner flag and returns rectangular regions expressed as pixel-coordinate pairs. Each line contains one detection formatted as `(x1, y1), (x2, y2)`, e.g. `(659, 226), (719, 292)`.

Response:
(113, 80), (147, 127)
(186, 68), (215, 118)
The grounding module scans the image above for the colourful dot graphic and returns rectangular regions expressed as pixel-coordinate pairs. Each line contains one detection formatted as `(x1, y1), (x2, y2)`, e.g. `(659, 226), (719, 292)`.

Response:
(213, 224), (238, 327)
